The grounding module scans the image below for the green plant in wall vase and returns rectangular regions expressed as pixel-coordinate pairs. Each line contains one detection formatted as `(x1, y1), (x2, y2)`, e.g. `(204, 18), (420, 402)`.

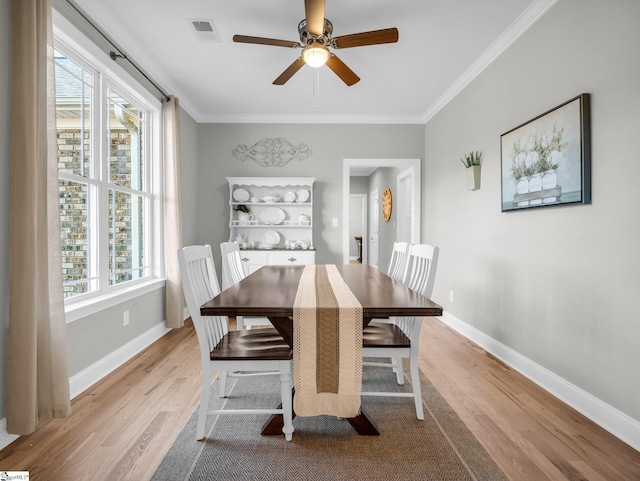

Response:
(460, 151), (483, 190)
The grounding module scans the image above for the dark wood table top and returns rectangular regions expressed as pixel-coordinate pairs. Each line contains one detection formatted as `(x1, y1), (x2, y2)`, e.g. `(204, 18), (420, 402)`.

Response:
(200, 264), (443, 320)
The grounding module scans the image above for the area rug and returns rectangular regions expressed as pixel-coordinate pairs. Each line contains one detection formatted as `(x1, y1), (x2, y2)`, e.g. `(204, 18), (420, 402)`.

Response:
(152, 365), (508, 481)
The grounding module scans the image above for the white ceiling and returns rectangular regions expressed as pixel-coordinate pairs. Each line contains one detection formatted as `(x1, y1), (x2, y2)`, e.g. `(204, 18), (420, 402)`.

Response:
(70, 0), (555, 124)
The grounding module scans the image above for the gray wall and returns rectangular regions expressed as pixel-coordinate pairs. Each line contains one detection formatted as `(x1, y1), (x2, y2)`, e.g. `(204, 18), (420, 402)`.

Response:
(195, 123), (424, 274)
(179, 106), (200, 245)
(424, 0), (640, 421)
(67, 290), (164, 374)
(349, 176), (368, 195)
(1, 0), (11, 421)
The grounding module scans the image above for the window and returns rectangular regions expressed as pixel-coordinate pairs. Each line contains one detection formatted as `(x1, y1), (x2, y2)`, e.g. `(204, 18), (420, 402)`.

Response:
(54, 42), (161, 303)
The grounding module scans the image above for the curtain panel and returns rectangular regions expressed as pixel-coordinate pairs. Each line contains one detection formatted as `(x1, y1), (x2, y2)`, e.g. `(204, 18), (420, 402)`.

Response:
(6, 0), (71, 434)
(163, 96), (184, 328)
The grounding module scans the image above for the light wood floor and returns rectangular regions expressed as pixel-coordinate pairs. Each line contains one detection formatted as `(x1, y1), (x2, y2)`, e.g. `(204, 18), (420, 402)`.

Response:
(1, 317), (638, 480)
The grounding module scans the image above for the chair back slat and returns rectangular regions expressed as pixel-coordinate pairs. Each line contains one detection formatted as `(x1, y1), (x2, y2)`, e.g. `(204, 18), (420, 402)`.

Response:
(220, 242), (247, 289)
(178, 245), (229, 358)
(387, 241), (410, 282)
(402, 244), (439, 299)
(220, 242), (272, 330)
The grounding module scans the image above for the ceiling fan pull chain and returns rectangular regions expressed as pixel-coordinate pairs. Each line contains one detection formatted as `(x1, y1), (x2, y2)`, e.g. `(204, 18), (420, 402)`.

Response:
(315, 68), (321, 109)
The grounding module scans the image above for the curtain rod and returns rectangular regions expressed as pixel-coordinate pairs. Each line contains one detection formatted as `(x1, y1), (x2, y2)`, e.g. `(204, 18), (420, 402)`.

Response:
(63, 0), (171, 102)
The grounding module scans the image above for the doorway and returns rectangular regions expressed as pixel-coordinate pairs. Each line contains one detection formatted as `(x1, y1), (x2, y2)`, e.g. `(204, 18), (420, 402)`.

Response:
(342, 159), (421, 265)
(349, 194), (367, 263)
(369, 189), (379, 269)
(397, 169), (414, 243)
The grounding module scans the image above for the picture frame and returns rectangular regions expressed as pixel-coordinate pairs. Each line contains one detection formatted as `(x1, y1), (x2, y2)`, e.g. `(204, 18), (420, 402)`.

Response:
(500, 93), (591, 212)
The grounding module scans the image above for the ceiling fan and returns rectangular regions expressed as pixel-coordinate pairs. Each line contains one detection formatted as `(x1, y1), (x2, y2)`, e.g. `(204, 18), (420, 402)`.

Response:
(233, 0), (399, 86)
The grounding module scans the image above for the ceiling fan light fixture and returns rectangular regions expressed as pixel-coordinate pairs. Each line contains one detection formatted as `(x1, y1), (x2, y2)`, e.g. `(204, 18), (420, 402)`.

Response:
(302, 43), (330, 68)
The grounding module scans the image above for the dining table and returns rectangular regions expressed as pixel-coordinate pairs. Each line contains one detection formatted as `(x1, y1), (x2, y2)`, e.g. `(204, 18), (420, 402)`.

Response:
(200, 263), (443, 436)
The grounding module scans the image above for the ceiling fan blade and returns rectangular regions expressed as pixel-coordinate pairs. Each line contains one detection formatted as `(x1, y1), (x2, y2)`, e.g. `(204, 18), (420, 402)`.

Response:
(325, 54), (360, 86)
(305, 0), (326, 37)
(333, 28), (399, 49)
(233, 35), (301, 48)
(273, 57), (306, 85)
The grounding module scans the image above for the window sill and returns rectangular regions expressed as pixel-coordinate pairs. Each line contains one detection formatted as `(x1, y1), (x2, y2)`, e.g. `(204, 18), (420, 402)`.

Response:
(64, 278), (166, 324)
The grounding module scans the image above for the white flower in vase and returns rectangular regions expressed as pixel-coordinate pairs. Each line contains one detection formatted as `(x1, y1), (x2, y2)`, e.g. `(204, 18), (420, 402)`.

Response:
(517, 152), (527, 165)
(524, 151), (539, 169)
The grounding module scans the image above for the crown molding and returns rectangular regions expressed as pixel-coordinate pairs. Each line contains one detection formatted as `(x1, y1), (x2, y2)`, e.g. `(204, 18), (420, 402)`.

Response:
(195, 113), (425, 125)
(421, 0), (559, 124)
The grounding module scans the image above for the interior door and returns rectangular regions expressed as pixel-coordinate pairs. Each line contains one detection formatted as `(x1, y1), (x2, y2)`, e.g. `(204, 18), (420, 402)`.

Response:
(369, 189), (379, 269)
(397, 170), (413, 243)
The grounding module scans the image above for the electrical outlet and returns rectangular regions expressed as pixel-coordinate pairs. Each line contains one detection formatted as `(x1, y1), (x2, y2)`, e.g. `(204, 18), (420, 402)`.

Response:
(332, 218), (339, 227)
(449, 291), (454, 302)
(123, 310), (129, 326)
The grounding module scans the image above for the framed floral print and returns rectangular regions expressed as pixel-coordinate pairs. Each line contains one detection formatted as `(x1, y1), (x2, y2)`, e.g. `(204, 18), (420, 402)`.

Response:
(500, 93), (591, 212)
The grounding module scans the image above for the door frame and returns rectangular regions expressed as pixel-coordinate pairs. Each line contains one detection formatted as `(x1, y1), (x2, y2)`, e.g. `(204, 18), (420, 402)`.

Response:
(342, 158), (421, 265)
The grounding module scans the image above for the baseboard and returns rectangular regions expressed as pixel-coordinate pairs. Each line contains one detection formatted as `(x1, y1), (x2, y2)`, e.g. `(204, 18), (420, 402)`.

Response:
(439, 311), (640, 452)
(1, 321), (172, 451)
(69, 321), (172, 399)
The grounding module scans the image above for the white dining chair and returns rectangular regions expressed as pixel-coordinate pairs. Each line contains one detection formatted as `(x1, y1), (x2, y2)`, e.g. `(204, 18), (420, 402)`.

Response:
(220, 242), (272, 329)
(178, 244), (294, 440)
(361, 243), (439, 420)
(362, 241), (410, 374)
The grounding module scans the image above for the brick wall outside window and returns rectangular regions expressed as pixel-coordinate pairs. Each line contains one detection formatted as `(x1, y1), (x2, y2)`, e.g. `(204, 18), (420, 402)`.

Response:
(58, 128), (135, 297)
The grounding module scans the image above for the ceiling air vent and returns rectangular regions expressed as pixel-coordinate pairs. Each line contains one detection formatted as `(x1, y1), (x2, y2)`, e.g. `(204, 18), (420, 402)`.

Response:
(189, 18), (221, 42)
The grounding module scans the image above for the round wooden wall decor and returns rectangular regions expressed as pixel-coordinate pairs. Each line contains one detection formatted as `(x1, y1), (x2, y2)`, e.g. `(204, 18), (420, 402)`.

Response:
(382, 188), (392, 221)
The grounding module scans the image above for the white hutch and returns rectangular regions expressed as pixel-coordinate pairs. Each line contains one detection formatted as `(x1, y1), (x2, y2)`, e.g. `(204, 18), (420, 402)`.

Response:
(227, 177), (316, 274)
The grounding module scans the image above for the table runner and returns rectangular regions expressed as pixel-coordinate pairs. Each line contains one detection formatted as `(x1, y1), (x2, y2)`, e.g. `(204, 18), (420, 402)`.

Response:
(293, 264), (363, 417)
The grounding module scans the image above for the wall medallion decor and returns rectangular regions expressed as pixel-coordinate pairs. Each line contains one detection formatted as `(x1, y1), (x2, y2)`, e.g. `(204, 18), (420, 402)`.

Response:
(382, 188), (392, 221)
(500, 93), (591, 212)
(232, 138), (313, 167)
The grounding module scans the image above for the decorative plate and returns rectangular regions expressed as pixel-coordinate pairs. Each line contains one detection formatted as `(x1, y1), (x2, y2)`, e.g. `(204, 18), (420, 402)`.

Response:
(283, 191), (296, 203)
(261, 230), (280, 246)
(232, 188), (250, 202)
(382, 188), (392, 221)
(296, 189), (310, 203)
(260, 207), (286, 225)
